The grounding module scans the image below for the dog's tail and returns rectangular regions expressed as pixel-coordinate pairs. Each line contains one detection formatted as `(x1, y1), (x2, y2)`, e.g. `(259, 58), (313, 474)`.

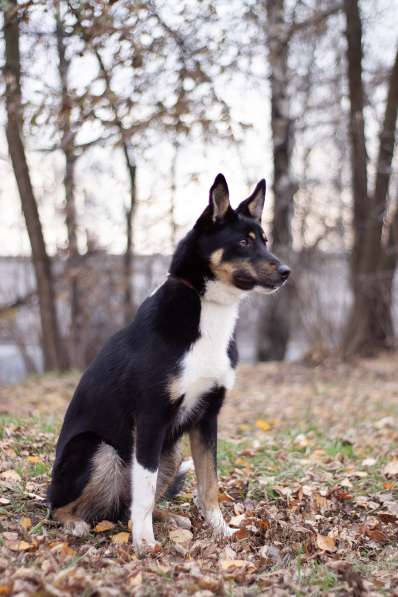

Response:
(164, 458), (194, 500)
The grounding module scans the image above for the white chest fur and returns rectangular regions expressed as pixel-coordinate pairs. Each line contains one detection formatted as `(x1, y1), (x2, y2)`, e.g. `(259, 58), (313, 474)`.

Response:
(176, 281), (241, 422)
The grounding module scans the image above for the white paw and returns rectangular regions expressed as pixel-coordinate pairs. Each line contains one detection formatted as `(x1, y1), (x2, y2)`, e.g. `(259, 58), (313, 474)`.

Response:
(205, 508), (235, 538)
(133, 535), (161, 555)
(214, 524), (238, 539)
(66, 520), (90, 537)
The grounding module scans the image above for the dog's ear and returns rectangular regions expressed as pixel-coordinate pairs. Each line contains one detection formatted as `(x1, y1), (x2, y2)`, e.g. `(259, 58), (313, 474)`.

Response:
(208, 173), (231, 221)
(236, 179), (266, 223)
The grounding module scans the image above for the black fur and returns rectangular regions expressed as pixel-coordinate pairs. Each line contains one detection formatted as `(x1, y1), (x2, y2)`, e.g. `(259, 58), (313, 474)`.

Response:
(48, 173), (290, 521)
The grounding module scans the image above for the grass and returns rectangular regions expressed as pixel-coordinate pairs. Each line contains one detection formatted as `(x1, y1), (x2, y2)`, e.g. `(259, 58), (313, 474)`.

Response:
(1, 355), (398, 595)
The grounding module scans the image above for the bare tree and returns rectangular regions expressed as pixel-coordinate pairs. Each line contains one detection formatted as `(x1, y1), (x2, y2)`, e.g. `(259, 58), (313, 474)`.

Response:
(257, 0), (298, 361)
(343, 0), (398, 355)
(3, 1), (66, 371)
(54, 0), (83, 365)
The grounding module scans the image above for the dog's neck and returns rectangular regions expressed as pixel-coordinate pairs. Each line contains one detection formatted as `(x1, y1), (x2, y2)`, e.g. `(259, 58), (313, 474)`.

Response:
(202, 279), (243, 306)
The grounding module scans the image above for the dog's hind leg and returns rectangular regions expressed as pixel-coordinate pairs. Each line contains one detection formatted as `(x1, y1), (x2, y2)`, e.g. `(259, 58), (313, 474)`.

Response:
(49, 433), (129, 535)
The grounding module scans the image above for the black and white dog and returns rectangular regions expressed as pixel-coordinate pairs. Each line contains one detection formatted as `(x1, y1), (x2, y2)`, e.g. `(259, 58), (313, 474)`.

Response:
(48, 174), (290, 553)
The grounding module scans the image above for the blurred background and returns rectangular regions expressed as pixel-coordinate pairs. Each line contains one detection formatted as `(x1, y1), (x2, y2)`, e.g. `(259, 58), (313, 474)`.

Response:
(1, 0), (398, 384)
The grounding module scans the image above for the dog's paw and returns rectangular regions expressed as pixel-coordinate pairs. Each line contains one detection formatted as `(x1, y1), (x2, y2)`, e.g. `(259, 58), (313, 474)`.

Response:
(134, 537), (162, 557)
(205, 508), (236, 539)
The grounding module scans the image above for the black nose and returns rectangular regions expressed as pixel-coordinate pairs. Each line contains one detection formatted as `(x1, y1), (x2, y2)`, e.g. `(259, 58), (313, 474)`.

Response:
(278, 264), (290, 280)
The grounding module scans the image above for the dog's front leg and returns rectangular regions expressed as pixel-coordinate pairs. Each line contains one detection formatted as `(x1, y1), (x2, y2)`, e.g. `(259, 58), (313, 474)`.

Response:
(189, 415), (235, 538)
(131, 420), (165, 554)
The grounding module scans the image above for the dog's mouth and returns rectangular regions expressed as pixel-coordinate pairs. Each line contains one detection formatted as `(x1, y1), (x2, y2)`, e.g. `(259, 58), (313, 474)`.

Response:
(232, 273), (257, 291)
(232, 272), (289, 293)
(255, 278), (288, 295)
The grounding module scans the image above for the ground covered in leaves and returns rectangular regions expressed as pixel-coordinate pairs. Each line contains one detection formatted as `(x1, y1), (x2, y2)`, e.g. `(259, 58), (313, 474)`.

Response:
(0, 355), (398, 596)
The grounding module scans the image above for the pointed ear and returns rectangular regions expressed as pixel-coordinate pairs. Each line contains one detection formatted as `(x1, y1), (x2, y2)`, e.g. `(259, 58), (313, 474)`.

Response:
(209, 173), (230, 221)
(236, 179), (266, 223)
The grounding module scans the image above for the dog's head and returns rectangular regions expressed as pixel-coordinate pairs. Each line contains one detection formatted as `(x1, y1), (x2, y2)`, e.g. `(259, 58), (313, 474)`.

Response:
(194, 173), (290, 294)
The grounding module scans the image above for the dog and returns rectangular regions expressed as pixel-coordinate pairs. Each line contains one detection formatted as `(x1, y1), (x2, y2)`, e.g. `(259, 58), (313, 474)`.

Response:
(48, 173), (290, 553)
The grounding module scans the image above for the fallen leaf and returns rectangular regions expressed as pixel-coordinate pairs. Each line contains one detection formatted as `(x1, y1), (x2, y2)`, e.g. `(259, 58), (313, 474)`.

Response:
(383, 461), (398, 478)
(0, 470), (21, 484)
(111, 531), (130, 545)
(229, 514), (245, 528)
(197, 577), (220, 592)
(169, 528), (193, 547)
(0, 585), (11, 595)
(362, 457), (377, 467)
(2, 532), (18, 541)
(50, 542), (76, 558)
(220, 559), (255, 578)
(128, 572), (142, 588)
(20, 517), (32, 530)
(366, 528), (387, 542)
(26, 456), (41, 464)
(316, 534), (337, 552)
(256, 419), (272, 432)
(383, 481), (395, 490)
(94, 520), (115, 532)
(0, 498), (10, 505)
(6, 540), (32, 552)
(378, 512), (397, 523)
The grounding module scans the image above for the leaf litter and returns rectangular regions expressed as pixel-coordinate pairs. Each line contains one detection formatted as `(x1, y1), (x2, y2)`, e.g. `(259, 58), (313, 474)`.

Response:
(0, 355), (398, 594)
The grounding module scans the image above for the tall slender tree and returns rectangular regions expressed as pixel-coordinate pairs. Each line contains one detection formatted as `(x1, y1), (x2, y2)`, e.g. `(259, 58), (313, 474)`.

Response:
(343, 0), (398, 355)
(3, 0), (66, 371)
(54, 0), (83, 365)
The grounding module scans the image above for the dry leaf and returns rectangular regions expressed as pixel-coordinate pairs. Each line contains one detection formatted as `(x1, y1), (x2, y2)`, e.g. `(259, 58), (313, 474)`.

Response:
(0, 498), (10, 505)
(94, 520), (115, 533)
(0, 585), (12, 595)
(20, 517), (32, 530)
(50, 542), (76, 558)
(366, 528), (387, 542)
(111, 532), (130, 545)
(383, 461), (398, 478)
(220, 559), (255, 578)
(255, 419), (272, 432)
(26, 456), (41, 464)
(169, 528), (193, 547)
(0, 470), (21, 484)
(316, 534), (337, 552)
(229, 514), (245, 528)
(6, 540), (32, 552)
(128, 572), (142, 588)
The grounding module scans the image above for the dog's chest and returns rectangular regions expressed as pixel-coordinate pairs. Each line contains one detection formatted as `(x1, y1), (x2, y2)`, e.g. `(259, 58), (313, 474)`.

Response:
(176, 296), (239, 422)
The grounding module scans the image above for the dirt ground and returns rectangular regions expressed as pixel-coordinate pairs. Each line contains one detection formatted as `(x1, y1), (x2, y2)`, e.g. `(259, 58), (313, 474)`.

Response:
(0, 354), (398, 595)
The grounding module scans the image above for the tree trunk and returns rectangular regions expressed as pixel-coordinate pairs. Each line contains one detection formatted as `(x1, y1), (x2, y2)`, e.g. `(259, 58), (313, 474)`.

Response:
(3, 1), (66, 371)
(122, 143), (136, 324)
(343, 3), (398, 356)
(54, 0), (82, 366)
(169, 140), (179, 249)
(257, 0), (296, 361)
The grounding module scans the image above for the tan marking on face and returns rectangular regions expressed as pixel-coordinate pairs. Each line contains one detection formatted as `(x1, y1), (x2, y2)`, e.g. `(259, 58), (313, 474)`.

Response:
(210, 249), (257, 285)
(256, 261), (277, 277)
(248, 231), (256, 240)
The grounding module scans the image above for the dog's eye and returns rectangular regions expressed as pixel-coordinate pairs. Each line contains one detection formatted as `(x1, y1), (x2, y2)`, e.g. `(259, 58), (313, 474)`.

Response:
(239, 239), (251, 248)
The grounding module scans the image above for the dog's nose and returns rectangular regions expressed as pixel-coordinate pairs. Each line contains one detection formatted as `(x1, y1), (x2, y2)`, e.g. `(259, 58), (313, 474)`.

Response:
(278, 264), (290, 280)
